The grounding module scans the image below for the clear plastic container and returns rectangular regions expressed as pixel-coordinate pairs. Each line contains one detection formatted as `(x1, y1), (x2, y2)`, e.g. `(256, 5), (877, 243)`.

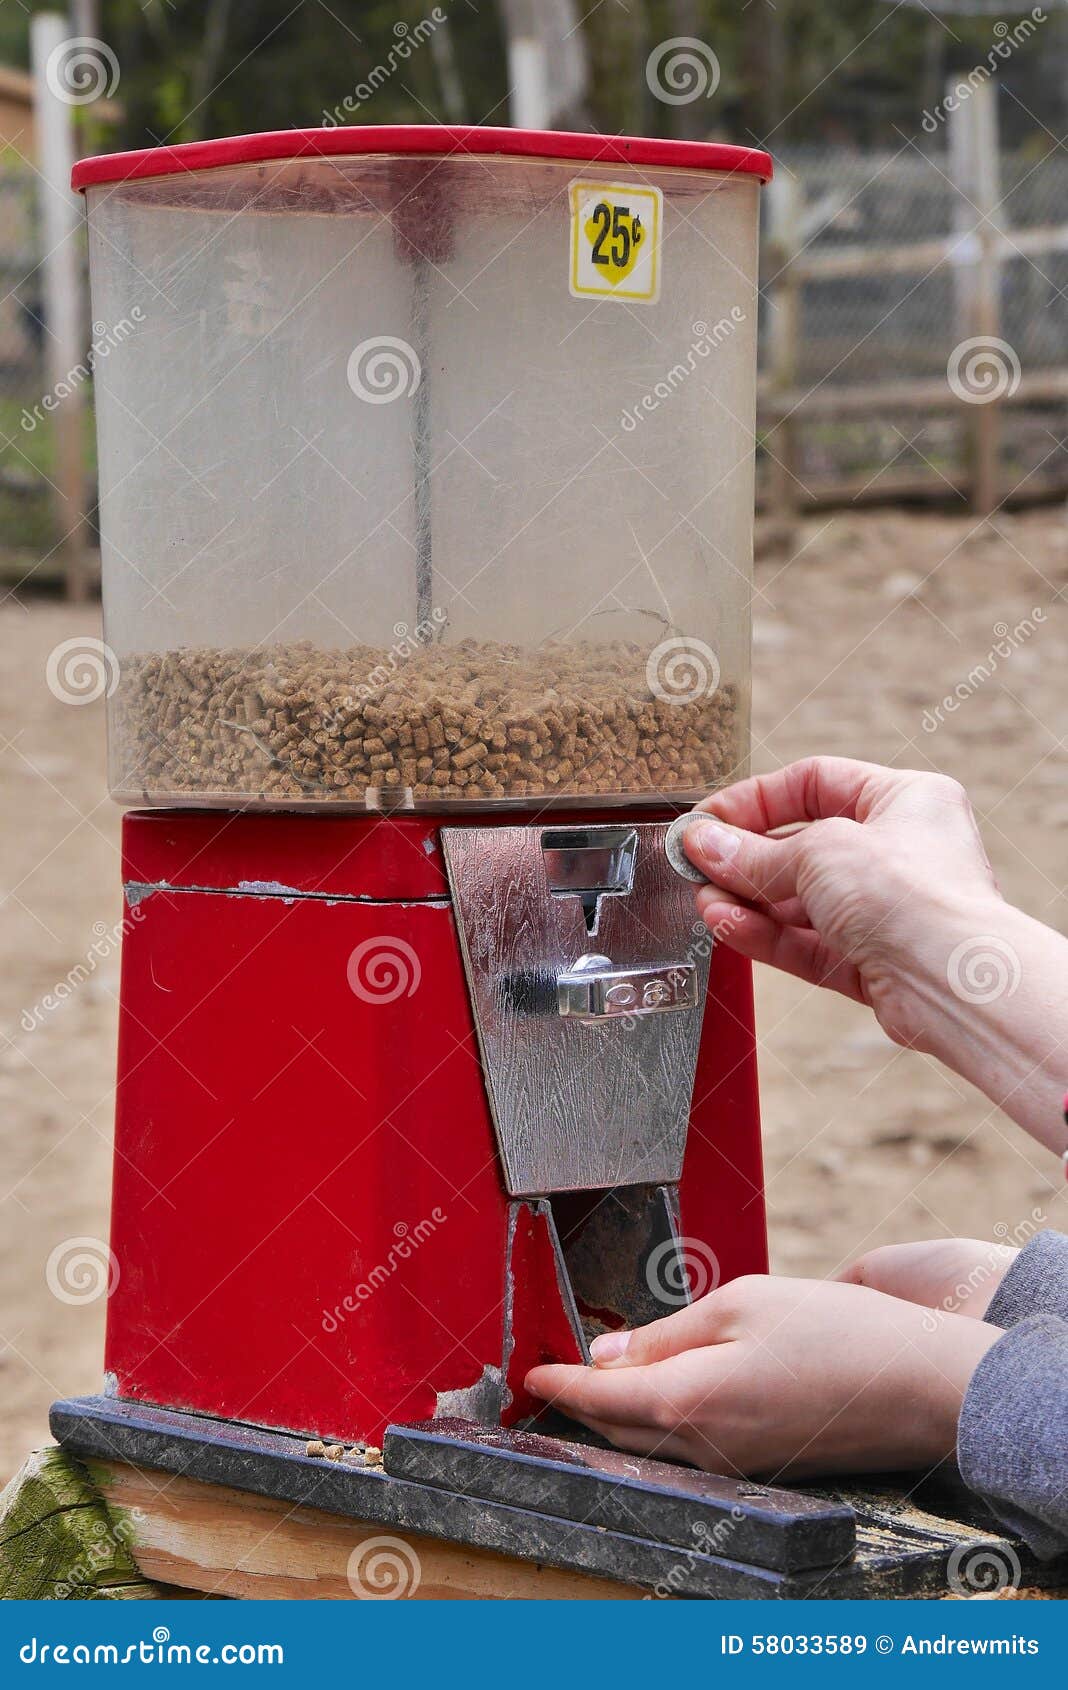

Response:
(76, 128), (769, 810)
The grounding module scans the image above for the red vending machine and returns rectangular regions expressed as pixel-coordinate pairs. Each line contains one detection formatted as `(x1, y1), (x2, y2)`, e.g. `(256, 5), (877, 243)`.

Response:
(52, 128), (858, 1595)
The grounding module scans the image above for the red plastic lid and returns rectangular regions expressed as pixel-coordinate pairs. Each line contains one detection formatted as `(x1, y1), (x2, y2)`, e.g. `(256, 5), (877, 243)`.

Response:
(72, 124), (771, 192)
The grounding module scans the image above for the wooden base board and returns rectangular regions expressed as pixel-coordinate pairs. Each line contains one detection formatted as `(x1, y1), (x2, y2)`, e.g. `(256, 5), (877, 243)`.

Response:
(89, 1458), (645, 1601)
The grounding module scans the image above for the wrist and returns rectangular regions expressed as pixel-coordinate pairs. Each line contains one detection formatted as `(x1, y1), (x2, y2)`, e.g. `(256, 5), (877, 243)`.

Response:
(896, 894), (1068, 1151)
(919, 1314), (1003, 1463)
(863, 886), (1007, 1048)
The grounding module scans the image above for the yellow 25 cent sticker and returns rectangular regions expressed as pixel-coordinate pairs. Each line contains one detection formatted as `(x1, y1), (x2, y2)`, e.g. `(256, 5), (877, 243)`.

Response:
(569, 181), (662, 304)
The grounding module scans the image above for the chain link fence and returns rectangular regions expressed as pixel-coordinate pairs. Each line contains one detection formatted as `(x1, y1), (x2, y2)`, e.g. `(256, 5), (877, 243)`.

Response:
(766, 142), (1068, 383)
(757, 138), (1068, 514)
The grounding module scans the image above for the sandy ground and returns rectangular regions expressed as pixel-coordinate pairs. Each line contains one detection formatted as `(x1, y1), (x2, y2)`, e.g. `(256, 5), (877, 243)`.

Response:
(1, 506), (1066, 1485)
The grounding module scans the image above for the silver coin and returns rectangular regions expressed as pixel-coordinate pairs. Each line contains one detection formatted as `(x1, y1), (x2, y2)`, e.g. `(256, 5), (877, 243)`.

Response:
(664, 812), (711, 884)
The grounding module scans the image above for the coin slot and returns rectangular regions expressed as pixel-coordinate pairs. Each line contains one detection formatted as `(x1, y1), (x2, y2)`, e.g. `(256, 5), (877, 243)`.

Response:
(541, 828), (637, 935)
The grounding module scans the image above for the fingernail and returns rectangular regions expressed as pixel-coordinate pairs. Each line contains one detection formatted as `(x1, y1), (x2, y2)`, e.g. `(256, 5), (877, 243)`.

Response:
(687, 818), (740, 862)
(589, 1330), (632, 1365)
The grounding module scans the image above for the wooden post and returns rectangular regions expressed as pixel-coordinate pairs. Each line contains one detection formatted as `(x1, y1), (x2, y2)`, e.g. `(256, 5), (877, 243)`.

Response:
(30, 11), (91, 601)
(0, 1449), (171, 1600)
(763, 168), (802, 552)
(947, 76), (1004, 516)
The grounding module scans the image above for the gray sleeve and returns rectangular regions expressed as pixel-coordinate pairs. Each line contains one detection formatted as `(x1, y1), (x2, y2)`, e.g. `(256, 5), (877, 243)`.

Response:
(986, 1231), (1068, 1328)
(957, 1314), (1068, 1560)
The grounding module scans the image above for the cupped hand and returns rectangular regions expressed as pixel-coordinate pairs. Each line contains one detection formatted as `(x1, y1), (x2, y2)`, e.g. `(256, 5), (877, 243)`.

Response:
(682, 757), (1000, 1049)
(839, 1238), (1018, 1320)
(526, 1274), (999, 1480)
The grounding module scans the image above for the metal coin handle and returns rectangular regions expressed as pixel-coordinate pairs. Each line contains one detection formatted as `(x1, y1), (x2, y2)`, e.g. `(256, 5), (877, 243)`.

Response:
(664, 812), (711, 884)
(558, 955), (698, 1021)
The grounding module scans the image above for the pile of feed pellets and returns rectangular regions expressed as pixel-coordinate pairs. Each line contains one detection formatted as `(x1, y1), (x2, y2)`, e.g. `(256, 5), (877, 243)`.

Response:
(112, 639), (740, 806)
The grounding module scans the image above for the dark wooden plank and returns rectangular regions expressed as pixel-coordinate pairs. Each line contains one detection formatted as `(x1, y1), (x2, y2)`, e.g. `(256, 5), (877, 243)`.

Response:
(383, 1418), (856, 1573)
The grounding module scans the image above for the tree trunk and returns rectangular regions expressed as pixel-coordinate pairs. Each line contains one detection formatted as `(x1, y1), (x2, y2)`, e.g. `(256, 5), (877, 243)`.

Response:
(186, 0), (234, 141)
(741, 0), (787, 142)
(581, 0), (649, 135)
(668, 0), (706, 139)
(497, 0), (589, 129)
(429, 15), (467, 123)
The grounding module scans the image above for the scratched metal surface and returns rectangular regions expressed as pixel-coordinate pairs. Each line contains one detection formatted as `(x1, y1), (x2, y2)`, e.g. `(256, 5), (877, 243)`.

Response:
(442, 824), (710, 1196)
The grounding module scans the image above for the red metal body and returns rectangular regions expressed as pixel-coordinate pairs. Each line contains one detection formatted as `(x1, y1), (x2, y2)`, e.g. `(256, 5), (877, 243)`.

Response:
(105, 810), (767, 1444)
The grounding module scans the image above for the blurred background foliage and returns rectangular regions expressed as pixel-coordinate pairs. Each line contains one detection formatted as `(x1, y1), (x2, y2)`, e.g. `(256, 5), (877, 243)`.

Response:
(2, 0), (1066, 155)
(2, 0), (1064, 573)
